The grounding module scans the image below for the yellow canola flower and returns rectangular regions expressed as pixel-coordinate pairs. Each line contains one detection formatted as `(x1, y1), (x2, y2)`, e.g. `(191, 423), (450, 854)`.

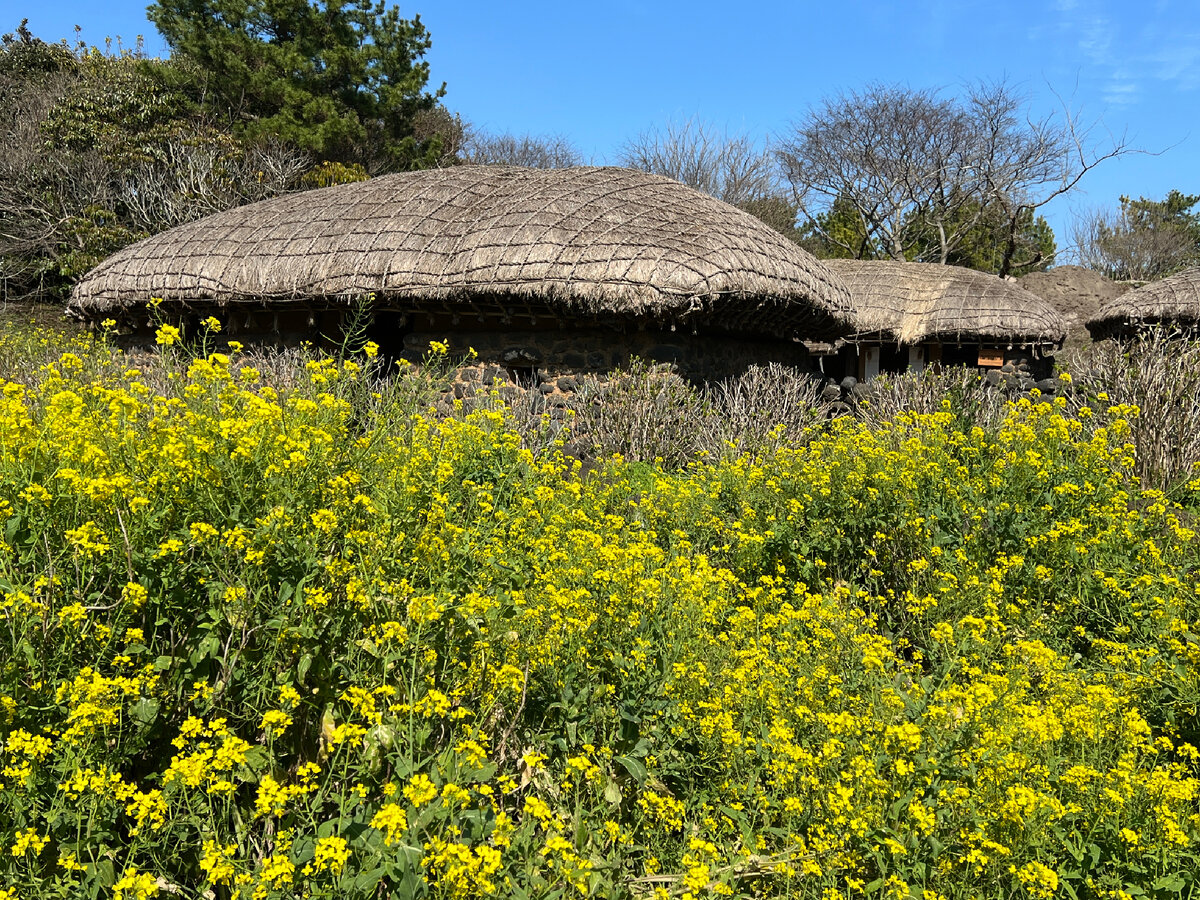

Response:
(200, 840), (237, 885)
(404, 772), (439, 807)
(312, 835), (350, 874)
(10, 827), (48, 857)
(112, 867), (159, 900)
(371, 802), (408, 846)
(155, 325), (181, 347)
(422, 836), (502, 899)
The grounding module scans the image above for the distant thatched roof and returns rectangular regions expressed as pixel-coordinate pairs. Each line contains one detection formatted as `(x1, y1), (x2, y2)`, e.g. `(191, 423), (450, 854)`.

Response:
(69, 166), (853, 339)
(823, 259), (1066, 345)
(1087, 267), (1200, 339)
(1018, 265), (1132, 344)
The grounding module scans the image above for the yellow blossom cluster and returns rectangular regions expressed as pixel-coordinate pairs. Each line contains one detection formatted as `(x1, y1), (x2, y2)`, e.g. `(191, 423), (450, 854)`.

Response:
(0, 325), (1198, 898)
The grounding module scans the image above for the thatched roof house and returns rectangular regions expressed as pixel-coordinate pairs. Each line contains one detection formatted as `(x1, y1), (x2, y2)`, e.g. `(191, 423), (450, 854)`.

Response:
(1018, 265), (1133, 346)
(825, 260), (1065, 344)
(822, 259), (1066, 379)
(69, 166), (852, 344)
(1087, 266), (1200, 339)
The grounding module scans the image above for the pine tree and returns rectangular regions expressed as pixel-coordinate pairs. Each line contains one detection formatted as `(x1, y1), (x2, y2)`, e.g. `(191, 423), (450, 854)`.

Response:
(148, 0), (445, 171)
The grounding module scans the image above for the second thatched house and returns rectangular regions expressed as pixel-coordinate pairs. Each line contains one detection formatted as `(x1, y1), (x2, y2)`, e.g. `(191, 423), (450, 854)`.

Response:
(1087, 266), (1200, 340)
(823, 260), (1067, 380)
(69, 166), (853, 384)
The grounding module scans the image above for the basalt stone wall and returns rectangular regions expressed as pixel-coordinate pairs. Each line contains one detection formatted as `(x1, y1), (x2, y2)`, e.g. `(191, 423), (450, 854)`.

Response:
(103, 306), (358, 349)
(103, 304), (823, 383)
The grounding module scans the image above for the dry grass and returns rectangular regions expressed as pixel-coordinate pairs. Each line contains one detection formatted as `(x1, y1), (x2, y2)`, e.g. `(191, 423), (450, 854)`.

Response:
(553, 360), (834, 466)
(1063, 329), (1200, 493)
(567, 360), (711, 467)
(851, 366), (1011, 430)
(698, 363), (832, 456)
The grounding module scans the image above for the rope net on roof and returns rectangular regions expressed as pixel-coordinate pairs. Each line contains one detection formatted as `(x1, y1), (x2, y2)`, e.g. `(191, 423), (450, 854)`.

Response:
(70, 166), (854, 340)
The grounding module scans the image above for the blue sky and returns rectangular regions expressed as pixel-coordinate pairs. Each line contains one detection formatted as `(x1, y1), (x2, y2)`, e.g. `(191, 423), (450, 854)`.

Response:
(5, 0), (1198, 259)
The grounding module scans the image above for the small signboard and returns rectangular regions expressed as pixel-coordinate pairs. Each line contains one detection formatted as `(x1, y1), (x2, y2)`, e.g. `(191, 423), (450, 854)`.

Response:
(977, 349), (1004, 367)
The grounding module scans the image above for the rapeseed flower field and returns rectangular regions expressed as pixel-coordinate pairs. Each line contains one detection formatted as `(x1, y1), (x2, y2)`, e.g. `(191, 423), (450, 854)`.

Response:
(1, 324), (1199, 899)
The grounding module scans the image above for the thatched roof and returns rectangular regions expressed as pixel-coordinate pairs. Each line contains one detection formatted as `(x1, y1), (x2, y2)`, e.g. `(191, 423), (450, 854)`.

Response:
(69, 166), (853, 339)
(1018, 265), (1132, 345)
(1087, 266), (1200, 339)
(823, 259), (1066, 345)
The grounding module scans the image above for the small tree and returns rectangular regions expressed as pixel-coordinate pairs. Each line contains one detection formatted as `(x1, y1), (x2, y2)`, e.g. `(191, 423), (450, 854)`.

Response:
(462, 131), (582, 168)
(618, 118), (799, 237)
(777, 79), (1133, 277)
(148, 0), (445, 171)
(1074, 191), (1200, 281)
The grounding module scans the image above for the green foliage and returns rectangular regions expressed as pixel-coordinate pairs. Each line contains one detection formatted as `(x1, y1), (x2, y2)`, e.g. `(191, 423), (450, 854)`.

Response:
(301, 160), (372, 189)
(56, 205), (147, 281)
(0, 20), (75, 93)
(148, 0), (445, 171)
(909, 202), (1055, 275)
(798, 193), (877, 259)
(39, 49), (197, 163)
(1119, 191), (1200, 255)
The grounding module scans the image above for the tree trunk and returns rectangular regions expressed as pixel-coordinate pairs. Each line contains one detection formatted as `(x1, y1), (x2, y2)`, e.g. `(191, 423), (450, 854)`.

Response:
(998, 207), (1022, 279)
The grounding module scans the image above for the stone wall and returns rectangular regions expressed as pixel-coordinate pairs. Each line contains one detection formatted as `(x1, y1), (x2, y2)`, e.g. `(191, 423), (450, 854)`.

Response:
(106, 303), (824, 384)
(398, 326), (819, 385)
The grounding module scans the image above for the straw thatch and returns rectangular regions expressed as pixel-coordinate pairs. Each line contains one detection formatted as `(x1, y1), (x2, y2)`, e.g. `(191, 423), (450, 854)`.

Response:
(1087, 266), (1200, 339)
(823, 259), (1066, 345)
(69, 166), (852, 339)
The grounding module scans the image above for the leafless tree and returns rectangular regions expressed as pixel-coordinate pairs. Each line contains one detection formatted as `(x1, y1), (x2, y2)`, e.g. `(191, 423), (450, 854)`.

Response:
(462, 130), (582, 169)
(1071, 200), (1199, 282)
(966, 80), (1133, 277)
(617, 117), (780, 207)
(777, 79), (1137, 277)
(777, 85), (975, 262)
(118, 133), (310, 232)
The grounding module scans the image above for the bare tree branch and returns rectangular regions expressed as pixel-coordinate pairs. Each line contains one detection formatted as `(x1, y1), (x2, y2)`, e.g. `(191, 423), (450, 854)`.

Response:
(776, 78), (1142, 276)
(617, 117), (779, 207)
(462, 130), (582, 169)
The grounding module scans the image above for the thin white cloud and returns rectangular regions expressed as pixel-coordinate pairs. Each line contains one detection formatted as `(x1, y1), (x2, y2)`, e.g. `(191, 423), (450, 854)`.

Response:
(1102, 74), (1140, 106)
(1148, 34), (1200, 90)
(1075, 14), (1115, 66)
(1046, 0), (1199, 104)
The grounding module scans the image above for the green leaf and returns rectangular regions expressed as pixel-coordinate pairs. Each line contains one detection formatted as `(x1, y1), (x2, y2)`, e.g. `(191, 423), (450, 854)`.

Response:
(354, 866), (388, 892)
(603, 779), (623, 806)
(1151, 874), (1187, 892)
(95, 858), (116, 888)
(614, 755), (648, 784)
(130, 697), (159, 725)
